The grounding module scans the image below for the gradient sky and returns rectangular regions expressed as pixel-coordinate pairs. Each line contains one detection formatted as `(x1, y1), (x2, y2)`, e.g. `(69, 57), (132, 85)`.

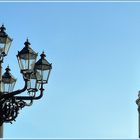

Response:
(0, 1), (139, 139)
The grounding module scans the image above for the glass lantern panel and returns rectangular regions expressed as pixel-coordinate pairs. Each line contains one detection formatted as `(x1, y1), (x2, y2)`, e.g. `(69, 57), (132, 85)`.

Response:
(35, 71), (42, 81)
(27, 79), (40, 93)
(18, 57), (36, 71)
(27, 80), (31, 89)
(0, 44), (4, 54)
(43, 69), (50, 82)
(2, 82), (15, 93)
(0, 36), (6, 44)
(0, 37), (6, 54)
(0, 37), (12, 55)
(29, 59), (36, 70)
(2, 83), (9, 93)
(36, 69), (51, 84)
(27, 72), (40, 92)
(4, 37), (12, 55)
(36, 69), (42, 82)
(27, 79), (36, 90)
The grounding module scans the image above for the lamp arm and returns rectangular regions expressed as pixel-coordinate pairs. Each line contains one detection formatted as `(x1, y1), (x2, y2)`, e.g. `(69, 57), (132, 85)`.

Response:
(0, 78), (28, 100)
(14, 83), (44, 100)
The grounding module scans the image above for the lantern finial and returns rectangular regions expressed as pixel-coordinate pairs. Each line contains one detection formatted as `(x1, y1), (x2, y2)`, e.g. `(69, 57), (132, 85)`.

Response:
(0, 24), (6, 32)
(5, 65), (10, 73)
(40, 51), (46, 59)
(24, 38), (30, 46)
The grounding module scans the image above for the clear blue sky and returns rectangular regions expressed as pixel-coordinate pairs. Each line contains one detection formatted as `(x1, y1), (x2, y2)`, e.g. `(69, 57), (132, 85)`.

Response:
(0, 1), (139, 139)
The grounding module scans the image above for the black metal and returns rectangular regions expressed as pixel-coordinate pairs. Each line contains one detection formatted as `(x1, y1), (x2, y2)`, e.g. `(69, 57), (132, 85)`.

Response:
(0, 25), (8, 38)
(0, 80), (44, 125)
(0, 97), (22, 124)
(0, 78), (28, 100)
(0, 68), (46, 125)
(0, 25), (52, 128)
(15, 84), (44, 100)
(35, 52), (52, 70)
(0, 59), (46, 125)
(0, 71), (46, 125)
(17, 39), (37, 59)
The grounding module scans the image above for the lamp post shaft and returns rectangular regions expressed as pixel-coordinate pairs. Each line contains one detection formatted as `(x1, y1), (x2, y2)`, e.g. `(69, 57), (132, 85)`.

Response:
(0, 61), (3, 138)
(136, 92), (140, 138)
(138, 107), (140, 138)
(0, 126), (3, 138)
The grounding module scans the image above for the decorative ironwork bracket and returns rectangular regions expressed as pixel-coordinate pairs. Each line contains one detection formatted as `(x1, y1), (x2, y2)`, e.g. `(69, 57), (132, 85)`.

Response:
(0, 78), (44, 125)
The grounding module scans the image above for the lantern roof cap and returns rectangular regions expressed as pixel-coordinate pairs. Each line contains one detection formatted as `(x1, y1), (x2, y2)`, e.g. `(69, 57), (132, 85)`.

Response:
(35, 51), (52, 70)
(24, 38), (30, 46)
(2, 66), (16, 83)
(0, 24), (8, 37)
(17, 39), (38, 59)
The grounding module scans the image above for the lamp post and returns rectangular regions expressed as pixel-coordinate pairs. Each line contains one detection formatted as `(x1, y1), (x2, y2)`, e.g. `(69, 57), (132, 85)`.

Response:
(0, 24), (52, 138)
(136, 91), (140, 138)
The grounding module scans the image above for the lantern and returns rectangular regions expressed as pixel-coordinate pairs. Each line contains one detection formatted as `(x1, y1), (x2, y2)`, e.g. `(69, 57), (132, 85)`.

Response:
(2, 66), (16, 93)
(34, 52), (52, 84)
(27, 71), (41, 93)
(17, 39), (38, 74)
(0, 25), (12, 56)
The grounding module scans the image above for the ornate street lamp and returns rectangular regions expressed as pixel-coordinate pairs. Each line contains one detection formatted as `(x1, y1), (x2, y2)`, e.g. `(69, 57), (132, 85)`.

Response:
(0, 24), (52, 138)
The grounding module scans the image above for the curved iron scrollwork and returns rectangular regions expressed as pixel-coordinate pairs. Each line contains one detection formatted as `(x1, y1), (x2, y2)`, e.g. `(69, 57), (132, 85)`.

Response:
(2, 98), (19, 123)
(0, 97), (25, 125)
(0, 80), (44, 125)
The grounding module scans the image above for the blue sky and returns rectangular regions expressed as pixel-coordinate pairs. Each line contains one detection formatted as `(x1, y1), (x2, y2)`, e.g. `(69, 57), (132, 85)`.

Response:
(0, 1), (139, 139)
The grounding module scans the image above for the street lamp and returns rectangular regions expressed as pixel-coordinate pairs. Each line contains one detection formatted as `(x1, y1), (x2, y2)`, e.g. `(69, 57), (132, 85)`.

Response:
(0, 24), (52, 138)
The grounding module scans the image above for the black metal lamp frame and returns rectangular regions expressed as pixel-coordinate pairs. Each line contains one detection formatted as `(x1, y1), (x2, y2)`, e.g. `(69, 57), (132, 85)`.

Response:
(0, 25), (52, 126)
